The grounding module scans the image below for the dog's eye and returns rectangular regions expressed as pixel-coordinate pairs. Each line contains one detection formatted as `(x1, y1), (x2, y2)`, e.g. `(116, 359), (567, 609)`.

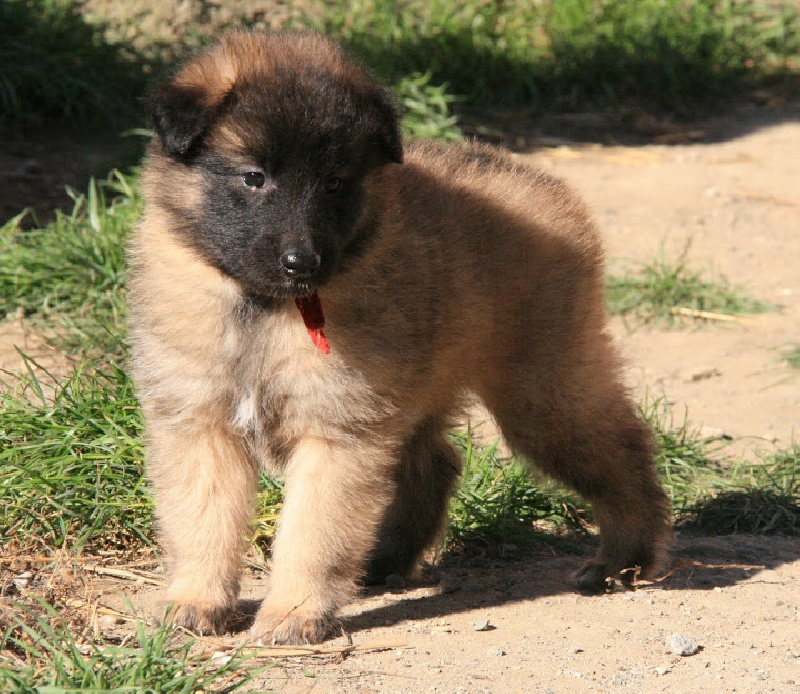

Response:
(243, 171), (266, 189)
(325, 176), (342, 192)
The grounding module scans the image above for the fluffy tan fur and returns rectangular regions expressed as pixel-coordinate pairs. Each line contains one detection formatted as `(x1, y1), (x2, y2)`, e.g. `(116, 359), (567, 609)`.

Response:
(129, 32), (671, 645)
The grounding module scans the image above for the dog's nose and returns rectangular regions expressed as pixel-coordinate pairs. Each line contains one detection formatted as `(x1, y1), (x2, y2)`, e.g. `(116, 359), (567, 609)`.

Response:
(280, 250), (321, 279)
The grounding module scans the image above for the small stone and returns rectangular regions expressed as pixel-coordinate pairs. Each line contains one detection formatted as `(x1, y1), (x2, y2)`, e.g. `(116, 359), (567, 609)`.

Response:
(98, 614), (125, 630)
(667, 633), (700, 656)
(655, 666), (672, 676)
(685, 366), (721, 383)
(500, 543), (519, 559)
(439, 577), (463, 594)
(15, 159), (42, 175)
(12, 571), (33, 590)
(211, 651), (232, 666)
(384, 574), (406, 589)
(487, 646), (507, 656)
(473, 619), (494, 631)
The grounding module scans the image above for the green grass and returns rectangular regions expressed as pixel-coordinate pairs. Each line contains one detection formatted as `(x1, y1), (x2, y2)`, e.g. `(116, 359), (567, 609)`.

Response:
(781, 343), (800, 369)
(446, 432), (585, 552)
(642, 397), (730, 512)
(0, 173), (136, 356)
(0, 600), (261, 693)
(0, 360), (150, 552)
(644, 398), (800, 535)
(396, 72), (462, 141)
(0, 0), (151, 128)
(4, 0), (800, 132)
(606, 245), (772, 326)
(320, 0), (800, 115)
(678, 445), (800, 535)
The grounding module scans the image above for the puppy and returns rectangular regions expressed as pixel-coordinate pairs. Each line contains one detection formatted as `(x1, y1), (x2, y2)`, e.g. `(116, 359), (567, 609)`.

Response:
(129, 30), (671, 645)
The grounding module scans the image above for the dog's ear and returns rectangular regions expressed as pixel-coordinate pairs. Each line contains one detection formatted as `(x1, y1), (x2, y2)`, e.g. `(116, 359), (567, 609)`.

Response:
(366, 87), (403, 166)
(147, 84), (227, 158)
(147, 52), (237, 158)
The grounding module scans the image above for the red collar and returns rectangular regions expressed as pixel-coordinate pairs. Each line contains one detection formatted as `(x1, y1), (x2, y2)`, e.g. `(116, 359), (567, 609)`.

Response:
(294, 292), (331, 354)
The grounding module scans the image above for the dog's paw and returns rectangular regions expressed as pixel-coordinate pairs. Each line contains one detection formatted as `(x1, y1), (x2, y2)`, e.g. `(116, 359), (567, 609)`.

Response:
(161, 601), (230, 636)
(250, 604), (331, 645)
(574, 559), (615, 595)
(575, 557), (644, 594)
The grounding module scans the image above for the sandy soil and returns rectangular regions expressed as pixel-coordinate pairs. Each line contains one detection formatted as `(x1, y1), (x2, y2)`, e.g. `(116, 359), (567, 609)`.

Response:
(535, 117), (800, 456)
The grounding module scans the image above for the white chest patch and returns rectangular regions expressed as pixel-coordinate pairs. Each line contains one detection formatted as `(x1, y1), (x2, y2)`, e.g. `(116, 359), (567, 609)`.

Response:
(232, 390), (258, 432)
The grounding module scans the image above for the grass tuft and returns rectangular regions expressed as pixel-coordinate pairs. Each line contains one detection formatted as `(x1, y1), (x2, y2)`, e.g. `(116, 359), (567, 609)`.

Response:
(446, 432), (584, 552)
(0, 0), (150, 128)
(396, 72), (462, 140)
(321, 0), (800, 115)
(0, 172), (136, 355)
(606, 245), (772, 326)
(0, 359), (150, 553)
(780, 343), (800, 369)
(0, 600), (260, 692)
(641, 397), (728, 512)
(679, 446), (800, 535)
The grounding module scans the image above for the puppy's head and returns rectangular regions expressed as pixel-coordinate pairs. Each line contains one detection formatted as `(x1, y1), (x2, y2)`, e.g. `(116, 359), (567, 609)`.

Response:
(146, 31), (402, 298)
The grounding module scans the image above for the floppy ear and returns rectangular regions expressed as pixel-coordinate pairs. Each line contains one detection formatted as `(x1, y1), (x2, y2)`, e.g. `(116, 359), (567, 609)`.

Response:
(147, 50), (237, 158)
(367, 86), (404, 166)
(147, 83), (228, 158)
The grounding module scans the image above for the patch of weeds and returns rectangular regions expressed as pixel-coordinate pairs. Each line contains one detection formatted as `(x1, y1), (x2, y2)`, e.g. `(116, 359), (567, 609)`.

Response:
(606, 245), (772, 326)
(0, 599), (260, 692)
(644, 397), (799, 535)
(319, 0), (800, 115)
(0, 359), (150, 553)
(542, 0), (800, 114)
(679, 446), (800, 535)
(0, 0), (150, 129)
(251, 473), (285, 559)
(641, 397), (728, 513)
(780, 343), (800, 369)
(396, 72), (462, 140)
(0, 172), (136, 356)
(446, 431), (587, 554)
(445, 399), (741, 556)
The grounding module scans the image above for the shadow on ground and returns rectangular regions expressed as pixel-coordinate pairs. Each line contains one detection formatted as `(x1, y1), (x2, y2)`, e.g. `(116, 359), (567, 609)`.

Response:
(221, 533), (799, 638)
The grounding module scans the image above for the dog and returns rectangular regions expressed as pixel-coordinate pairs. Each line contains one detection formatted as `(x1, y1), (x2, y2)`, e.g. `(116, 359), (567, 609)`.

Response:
(128, 30), (671, 645)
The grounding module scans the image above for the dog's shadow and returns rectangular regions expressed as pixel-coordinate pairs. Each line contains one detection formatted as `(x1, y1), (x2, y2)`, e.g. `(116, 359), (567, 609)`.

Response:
(225, 533), (797, 639)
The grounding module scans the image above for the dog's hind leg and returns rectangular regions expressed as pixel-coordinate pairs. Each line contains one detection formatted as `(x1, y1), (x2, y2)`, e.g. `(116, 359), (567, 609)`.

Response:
(480, 335), (672, 593)
(364, 417), (462, 585)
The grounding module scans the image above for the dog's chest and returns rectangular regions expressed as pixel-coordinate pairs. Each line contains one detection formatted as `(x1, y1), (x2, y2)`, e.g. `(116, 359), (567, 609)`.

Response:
(230, 308), (387, 443)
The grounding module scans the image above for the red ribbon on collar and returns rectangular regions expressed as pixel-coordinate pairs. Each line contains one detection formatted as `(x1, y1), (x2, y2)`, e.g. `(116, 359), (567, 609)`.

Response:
(294, 292), (331, 354)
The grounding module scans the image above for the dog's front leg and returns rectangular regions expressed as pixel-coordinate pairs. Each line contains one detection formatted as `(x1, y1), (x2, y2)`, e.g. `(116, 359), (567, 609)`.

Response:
(252, 436), (394, 645)
(148, 417), (259, 634)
